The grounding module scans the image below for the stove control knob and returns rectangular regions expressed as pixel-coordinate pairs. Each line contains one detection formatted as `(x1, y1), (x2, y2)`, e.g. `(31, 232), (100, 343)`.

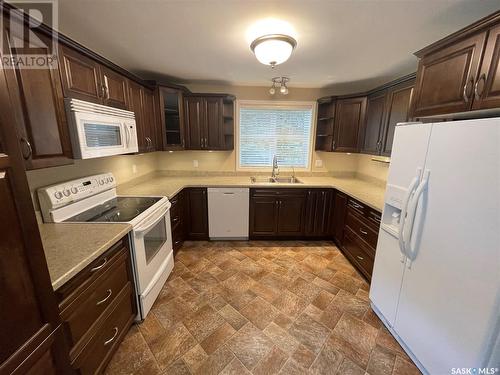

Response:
(54, 191), (63, 199)
(109, 176), (114, 183)
(63, 189), (71, 197)
(99, 179), (104, 185)
(71, 187), (78, 194)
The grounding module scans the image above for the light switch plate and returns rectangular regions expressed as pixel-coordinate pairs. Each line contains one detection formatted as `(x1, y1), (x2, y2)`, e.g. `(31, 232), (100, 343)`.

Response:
(193, 160), (199, 168)
(132, 164), (137, 174)
(315, 159), (323, 168)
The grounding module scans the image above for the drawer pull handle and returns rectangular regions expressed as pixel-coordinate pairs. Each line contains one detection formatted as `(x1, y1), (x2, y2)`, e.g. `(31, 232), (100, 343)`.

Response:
(96, 289), (112, 306)
(172, 216), (179, 223)
(356, 255), (364, 260)
(174, 240), (182, 245)
(360, 229), (368, 235)
(349, 202), (363, 210)
(90, 257), (108, 272)
(104, 327), (119, 346)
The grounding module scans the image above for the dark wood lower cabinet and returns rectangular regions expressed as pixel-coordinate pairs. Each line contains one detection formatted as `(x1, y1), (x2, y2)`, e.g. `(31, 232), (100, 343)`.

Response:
(339, 198), (381, 281)
(332, 191), (348, 245)
(304, 189), (333, 237)
(56, 236), (136, 374)
(170, 191), (185, 254)
(249, 189), (307, 239)
(184, 188), (209, 240)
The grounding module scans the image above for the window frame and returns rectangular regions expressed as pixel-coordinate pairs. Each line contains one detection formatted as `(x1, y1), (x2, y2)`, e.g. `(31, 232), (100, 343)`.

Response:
(235, 100), (317, 172)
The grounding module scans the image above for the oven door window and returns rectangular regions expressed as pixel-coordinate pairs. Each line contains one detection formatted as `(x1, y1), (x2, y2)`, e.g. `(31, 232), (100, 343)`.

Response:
(143, 216), (168, 265)
(84, 123), (122, 148)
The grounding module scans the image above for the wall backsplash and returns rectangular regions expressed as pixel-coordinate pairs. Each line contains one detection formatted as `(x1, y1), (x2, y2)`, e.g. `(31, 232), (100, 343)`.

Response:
(27, 152), (157, 209)
(28, 151), (389, 207)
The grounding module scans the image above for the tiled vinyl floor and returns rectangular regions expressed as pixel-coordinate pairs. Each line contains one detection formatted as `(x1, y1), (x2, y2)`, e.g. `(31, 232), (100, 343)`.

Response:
(105, 241), (421, 375)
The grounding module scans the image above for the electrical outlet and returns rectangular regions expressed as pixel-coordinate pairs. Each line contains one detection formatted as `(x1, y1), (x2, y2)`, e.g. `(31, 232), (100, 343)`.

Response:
(193, 160), (199, 168)
(132, 164), (137, 174)
(315, 159), (323, 168)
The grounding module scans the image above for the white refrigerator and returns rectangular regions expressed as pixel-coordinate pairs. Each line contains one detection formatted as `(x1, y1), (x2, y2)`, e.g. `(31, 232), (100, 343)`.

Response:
(370, 117), (500, 375)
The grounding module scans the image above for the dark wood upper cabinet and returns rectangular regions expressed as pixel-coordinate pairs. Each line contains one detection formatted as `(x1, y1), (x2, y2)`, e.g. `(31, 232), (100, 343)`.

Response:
(184, 96), (204, 150)
(380, 80), (414, 156)
(184, 94), (234, 150)
(361, 91), (387, 155)
(333, 96), (367, 153)
(60, 44), (132, 111)
(2, 19), (73, 170)
(0, 56), (71, 373)
(410, 11), (500, 117)
(184, 188), (209, 240)
(59, 44), (102, 103)
(204, 96), (224, 150)
(100, 65), (129, 109)
(128, 81), (156, 153)
(142, 87), (158, 151)
(157, 86), (185, 150)
(473, 23), (500, 110)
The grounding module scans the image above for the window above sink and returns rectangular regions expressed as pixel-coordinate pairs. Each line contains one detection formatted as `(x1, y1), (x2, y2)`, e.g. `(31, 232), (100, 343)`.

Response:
(237, 100), (315, 171)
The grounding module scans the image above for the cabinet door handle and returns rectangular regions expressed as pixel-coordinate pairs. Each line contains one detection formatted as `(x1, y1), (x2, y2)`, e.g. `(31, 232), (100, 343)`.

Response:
(356, 255), (364, 260)
(96, 289), (112, 306)
(174, 240), (182, 245)
(172, 216), (179, 223)
(463, 77), (474, 103)
(90, 257), (107, 272)
(104, 327), (119, 346)
(20, 137), (32, 160)
(332, 140), (336, 150)
(360, 228), (368, 235)
(474, 73), (486, 100)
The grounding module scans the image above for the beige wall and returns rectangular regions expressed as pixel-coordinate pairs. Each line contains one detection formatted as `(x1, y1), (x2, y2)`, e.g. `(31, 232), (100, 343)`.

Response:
(185, 83), (329, 101)
(27, 152), (157, 198)
(355, 154), (390, 182)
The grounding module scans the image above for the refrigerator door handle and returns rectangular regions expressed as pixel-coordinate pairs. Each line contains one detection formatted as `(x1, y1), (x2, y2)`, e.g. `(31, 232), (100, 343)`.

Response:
(398, 168), (422, 259)
(403, 169), (430, 267)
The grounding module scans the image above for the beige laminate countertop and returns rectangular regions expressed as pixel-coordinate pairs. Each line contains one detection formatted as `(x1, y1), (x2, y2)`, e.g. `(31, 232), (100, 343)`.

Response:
(118, 175), (386, 212)
(38, 219), (131, 290)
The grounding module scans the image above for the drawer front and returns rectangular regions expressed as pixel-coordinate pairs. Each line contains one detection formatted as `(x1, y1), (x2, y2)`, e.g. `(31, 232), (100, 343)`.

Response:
(251, 188), (307, 197)
(345, 210), (378, 251)
(343, 226), (374, 279)
(172, 222), (184, 251)
(347, 197), (366, 216)
(56, 238), (127, 306)
(73, 284), (134, 375)
(170, 194), (183, 219)
(63, 251), (129, 351)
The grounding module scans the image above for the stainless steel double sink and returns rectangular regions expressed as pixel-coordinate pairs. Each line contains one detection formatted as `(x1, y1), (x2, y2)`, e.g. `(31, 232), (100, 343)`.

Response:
(250, 176), (303, 184)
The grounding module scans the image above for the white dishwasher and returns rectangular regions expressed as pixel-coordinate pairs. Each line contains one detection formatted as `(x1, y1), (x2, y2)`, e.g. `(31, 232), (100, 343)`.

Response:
(208, 188), (249, 239)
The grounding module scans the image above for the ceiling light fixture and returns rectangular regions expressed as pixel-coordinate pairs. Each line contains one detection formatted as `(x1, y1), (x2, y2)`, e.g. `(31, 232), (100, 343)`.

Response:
(269, 77), (290, 96)
(250, 34), (297, 68)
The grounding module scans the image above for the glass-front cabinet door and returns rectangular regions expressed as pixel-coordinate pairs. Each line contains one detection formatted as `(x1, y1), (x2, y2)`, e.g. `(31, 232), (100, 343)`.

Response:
(159, 87), (185, 150)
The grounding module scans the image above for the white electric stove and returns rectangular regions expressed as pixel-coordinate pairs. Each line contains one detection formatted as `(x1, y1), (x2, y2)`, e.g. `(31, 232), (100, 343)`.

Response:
(38, 172), (174, 320)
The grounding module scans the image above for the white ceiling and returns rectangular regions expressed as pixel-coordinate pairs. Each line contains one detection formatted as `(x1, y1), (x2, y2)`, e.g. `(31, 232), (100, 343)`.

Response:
(57, 0), (500, 90)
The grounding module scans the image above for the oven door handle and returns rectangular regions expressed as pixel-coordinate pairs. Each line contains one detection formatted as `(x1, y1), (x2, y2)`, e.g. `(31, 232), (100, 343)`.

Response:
(134, 200), (171, 235)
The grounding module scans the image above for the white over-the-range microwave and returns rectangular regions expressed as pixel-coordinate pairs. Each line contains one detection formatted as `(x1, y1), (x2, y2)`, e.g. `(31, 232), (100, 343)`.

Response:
(65, 98), (138, 159)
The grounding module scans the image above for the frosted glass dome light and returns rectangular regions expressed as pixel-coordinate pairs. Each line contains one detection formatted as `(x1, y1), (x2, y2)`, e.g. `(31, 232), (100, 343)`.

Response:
(250, 34), (297, 68)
